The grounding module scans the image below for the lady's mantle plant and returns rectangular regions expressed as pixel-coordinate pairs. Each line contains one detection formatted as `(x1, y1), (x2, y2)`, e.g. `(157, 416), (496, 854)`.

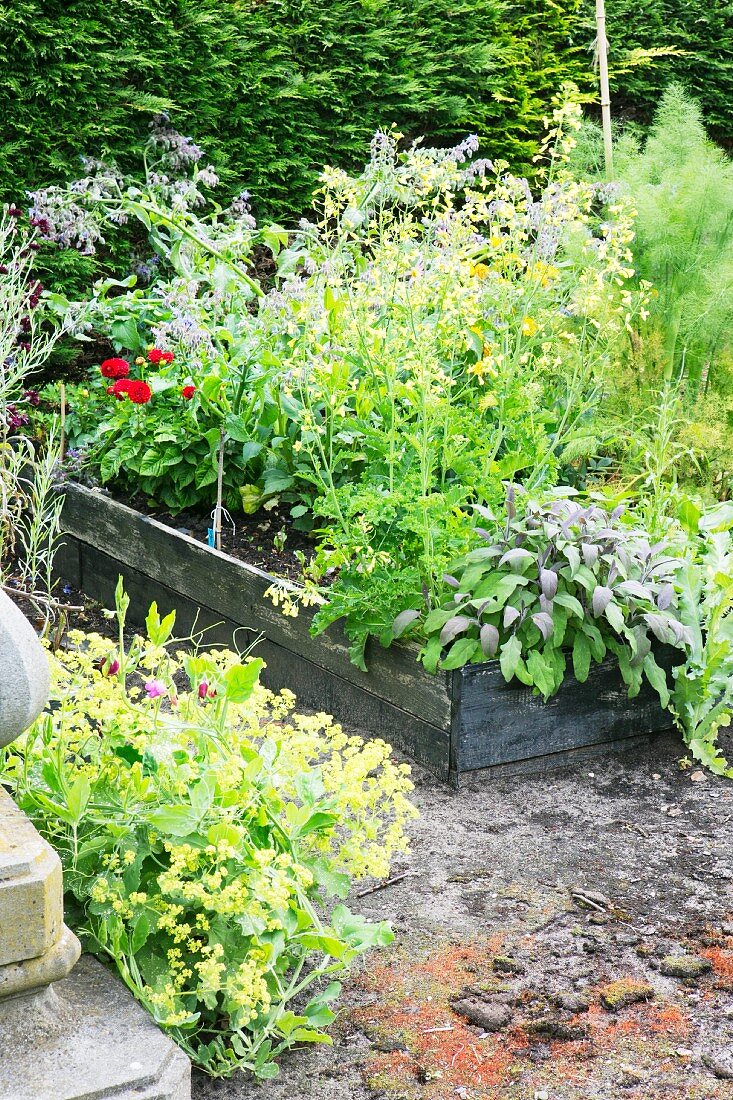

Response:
(397, 490), (691, 703)
(0, 583), (417, 1079)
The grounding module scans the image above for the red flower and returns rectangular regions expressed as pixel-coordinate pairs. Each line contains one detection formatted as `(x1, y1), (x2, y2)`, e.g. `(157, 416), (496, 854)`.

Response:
(181, 385), (196, 400)
(109, 379), (133, 399)
(148, 348), (174, 365)
(100, 358), (130, 380)
(127, 380), (152, 405)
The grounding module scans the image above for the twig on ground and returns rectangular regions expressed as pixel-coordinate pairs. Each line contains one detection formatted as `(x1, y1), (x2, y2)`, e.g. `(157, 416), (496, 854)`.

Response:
(357, 871), (414, 897)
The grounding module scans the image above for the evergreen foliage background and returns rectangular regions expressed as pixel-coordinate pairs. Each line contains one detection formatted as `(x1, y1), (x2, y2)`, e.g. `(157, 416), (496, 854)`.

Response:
(1, 0), (730, 218)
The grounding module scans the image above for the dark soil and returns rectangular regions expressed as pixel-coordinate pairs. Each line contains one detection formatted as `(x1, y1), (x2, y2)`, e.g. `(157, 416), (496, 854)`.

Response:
(125, 494), (317, 583)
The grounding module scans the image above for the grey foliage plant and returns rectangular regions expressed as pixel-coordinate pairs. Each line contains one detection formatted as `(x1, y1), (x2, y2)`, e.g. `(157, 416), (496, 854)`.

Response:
(396, 487), (691, 704)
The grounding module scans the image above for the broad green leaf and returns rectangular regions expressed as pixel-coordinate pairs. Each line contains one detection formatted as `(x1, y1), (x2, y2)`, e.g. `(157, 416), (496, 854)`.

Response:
(572, 632), (591, 682)
(224, 659), (264, 702)
(440, 636), (481, 670)
(499, 635), (522, 682)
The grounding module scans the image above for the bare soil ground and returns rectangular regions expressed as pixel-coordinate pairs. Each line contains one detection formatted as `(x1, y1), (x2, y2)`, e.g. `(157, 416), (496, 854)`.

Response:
(195, 734), (733, 1100)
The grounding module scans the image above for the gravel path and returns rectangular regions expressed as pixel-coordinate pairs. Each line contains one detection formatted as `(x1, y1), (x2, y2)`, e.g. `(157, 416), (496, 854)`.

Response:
(195, 731), (733, 1100)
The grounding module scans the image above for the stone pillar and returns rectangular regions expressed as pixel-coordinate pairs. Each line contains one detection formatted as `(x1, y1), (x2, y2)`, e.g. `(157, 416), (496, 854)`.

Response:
(0, 591), (191, 1099)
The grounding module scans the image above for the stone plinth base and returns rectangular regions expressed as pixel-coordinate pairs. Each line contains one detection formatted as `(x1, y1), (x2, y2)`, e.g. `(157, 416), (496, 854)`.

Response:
(0, 955), (191, 1100)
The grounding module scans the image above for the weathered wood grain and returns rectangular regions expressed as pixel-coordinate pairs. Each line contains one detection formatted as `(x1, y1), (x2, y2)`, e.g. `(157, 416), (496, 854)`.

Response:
(454, 651), (676, 773)
(60, 484), (453, 730)
(58, 483), (682, 783)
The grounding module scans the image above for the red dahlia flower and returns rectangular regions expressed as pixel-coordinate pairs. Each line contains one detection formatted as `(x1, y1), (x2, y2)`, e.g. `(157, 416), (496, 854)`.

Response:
(127, 380), (153, 404)
(100, 358), (130, 379)
(181, 385), (196, 400)
(148, 348), (174, 365)
(109, 379), (133, 399)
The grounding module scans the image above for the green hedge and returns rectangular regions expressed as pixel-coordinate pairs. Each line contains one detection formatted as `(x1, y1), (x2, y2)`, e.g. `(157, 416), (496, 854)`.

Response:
(1, 0), (585, 217)
(1, 1), (730, 224)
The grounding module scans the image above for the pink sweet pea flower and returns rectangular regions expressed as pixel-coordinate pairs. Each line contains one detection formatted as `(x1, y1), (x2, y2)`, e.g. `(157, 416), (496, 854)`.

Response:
(144, 679), (166, 699)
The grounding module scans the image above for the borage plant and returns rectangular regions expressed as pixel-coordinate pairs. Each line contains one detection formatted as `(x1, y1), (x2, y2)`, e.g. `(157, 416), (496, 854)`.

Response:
(397, 489), (691, 702)
(1, 582), (417, 1079)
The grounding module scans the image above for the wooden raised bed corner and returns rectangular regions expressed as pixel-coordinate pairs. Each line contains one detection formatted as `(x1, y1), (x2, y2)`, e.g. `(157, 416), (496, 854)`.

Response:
(56, 483), (676, 785)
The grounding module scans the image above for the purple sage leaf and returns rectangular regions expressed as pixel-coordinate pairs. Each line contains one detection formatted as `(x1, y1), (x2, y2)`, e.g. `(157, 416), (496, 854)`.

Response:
(540, 568), (558, 600)
(480, 623), (500, 658)
(531, 612), (554, 641)
(392, 609), (420, 638)
(503, 605), (521, 629)
(498, 547), (534, 569)
(657, 583), (674, 610)
(440, 615), (475, 646)
(581, 542), (599, 568)
(644, 613), (671, 645)
(592, 585), (613, 617)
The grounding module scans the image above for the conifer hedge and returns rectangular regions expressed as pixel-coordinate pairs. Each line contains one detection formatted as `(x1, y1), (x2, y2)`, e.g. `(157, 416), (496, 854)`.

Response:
(1, 0), (730, 218)
(1, 0), (585, 215)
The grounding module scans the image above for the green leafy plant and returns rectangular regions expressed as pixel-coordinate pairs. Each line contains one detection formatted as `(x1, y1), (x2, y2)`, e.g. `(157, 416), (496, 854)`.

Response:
(398, 489), (690, 703)
(671, 499), (733, 774)
(0, 582), (417, 1078)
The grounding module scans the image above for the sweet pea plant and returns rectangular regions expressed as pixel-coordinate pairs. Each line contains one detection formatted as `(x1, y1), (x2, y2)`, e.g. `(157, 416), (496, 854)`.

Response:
(0, 583), (416, 1078)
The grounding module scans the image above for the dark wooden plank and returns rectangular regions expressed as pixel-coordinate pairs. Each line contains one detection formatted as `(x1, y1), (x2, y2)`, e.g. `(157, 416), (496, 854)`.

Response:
(454, 652), (675, 773)
(448, 729), (680, 787)
(59, 537), (450, 777)
(60, 484), (452, 730)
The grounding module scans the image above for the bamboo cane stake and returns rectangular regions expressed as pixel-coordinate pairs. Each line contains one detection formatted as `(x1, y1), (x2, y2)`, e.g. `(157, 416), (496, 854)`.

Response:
(59, 382), (66, 461)
(214, 430), (225, 551)
(596, 0), (614, 178)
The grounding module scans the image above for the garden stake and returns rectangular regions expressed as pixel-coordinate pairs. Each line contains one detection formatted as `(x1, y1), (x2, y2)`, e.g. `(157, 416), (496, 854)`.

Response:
(214, 429), (226, 551)
(59, 382), (66, 461)
(595, 0), (614, 177)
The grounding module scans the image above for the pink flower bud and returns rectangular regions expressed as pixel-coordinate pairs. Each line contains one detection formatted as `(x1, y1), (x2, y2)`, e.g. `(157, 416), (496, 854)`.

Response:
(198, 681), (208, 699)
(106, 658), (120, 676)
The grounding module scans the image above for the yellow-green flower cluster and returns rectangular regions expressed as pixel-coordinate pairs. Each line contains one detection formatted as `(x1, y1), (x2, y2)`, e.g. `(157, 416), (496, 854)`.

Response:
(2, 606), (416, 1076)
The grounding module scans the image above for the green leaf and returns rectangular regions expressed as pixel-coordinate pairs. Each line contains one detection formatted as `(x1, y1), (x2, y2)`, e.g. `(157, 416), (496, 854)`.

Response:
(146, 805), (199, 836)
(643, 652), (670, 708)
(145, 602), (176, 646)
(554, 591), (585, 619)
(66, 776), (91, 823)
(526, 649), (557, 700)
(130, 912), (150, 954)
(572, 632), (591, 682)
(604, 600), (626, 634)
(499, 635), (523, 682)
(254, 1063), (280, 1080)
(440, 636), (481, 670)
(224, 659), (264, 702)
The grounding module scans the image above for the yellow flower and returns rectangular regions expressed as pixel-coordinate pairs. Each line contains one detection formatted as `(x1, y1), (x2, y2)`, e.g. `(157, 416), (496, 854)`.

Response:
(521, 316), (539, 337)
(469, 262), (489, 279)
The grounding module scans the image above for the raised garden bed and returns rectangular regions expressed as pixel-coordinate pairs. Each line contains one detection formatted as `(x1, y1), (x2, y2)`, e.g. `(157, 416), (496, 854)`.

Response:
(55, 483), (676, 784)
